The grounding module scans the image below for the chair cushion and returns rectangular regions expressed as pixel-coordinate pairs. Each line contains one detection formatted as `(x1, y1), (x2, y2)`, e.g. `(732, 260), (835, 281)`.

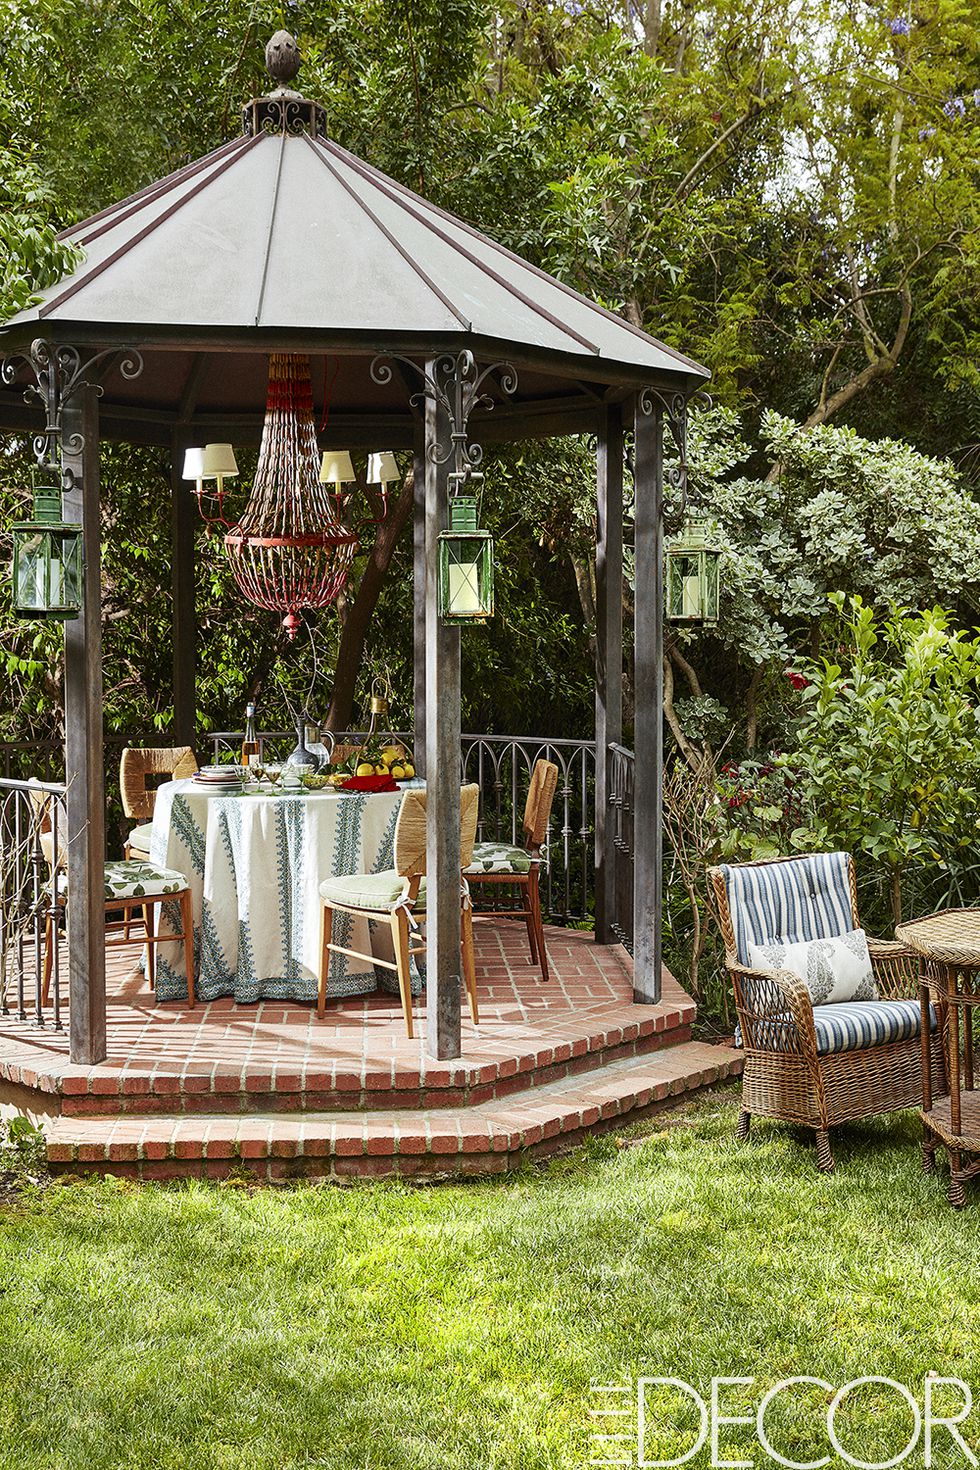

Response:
(746, 928), (877, 1005)
(717, 852), (854, 964)
(464, 842), (532, 875)
(319, 870), (426, 912)
(736, 999), (936, 1056)
(103, 861), (188, 900)
(126, 822), (154, 855)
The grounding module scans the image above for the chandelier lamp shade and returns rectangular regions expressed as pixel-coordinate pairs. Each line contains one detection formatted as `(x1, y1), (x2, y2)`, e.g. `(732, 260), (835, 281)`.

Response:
(187, 353), (359, 639)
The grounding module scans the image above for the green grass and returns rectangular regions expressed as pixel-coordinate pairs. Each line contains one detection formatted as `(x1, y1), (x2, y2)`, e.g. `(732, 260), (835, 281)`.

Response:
(0, 1091), (978, 1469)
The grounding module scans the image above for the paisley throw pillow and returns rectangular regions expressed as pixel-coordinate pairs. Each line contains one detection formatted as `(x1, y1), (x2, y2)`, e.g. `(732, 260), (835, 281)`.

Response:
(746, 929), (877, 1006)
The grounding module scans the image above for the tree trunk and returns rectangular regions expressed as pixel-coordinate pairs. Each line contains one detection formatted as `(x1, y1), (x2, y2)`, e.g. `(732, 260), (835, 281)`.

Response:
(325, 471), (415, 731)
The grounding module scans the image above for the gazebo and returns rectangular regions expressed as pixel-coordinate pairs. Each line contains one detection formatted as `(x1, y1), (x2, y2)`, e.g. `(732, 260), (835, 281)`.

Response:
(0, 36), (709, 1069)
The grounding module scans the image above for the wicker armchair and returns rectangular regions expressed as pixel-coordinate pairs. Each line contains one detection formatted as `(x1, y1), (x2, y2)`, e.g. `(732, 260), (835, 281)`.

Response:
(709, 852), (946, 1172)
(120, 746), (198, 857)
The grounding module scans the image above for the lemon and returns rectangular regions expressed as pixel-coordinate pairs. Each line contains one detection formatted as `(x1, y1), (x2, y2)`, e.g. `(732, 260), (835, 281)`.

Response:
(381, 744), (403, 765)
(403, 762), (415, 778)
(375, 762), (389, 775)
(390, 763), (406, 779)
(355, 762), (374, 777)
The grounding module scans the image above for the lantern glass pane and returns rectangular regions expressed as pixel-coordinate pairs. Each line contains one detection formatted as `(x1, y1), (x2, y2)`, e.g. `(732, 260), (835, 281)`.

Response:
(438, 532), (494, 623)
(702, 548), (721, 624)
(667, 550), (702, 621)
(11, 525), (83, 619)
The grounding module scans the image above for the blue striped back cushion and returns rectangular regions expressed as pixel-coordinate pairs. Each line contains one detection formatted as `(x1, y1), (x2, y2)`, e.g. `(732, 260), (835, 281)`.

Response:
(719, 853), (854, 965)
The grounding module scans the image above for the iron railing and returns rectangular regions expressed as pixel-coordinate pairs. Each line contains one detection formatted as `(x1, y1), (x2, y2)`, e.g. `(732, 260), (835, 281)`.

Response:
(608, 743), (635, 952)
(206, 730), (598, 924)
(0, 777), (66, 1027)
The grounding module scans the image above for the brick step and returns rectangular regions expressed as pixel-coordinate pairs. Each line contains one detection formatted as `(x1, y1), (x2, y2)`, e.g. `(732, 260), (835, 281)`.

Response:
(45, 1041), (743, 1181)
(52, 1004), (694, 1118)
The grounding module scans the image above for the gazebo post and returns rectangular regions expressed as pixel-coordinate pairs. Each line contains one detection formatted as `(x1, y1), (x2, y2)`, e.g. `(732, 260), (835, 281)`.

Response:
(631, 391), (665, 1004)
(63, 384), (108, 1063)
(170, 426), (197, 750)
(412, 419), (426, 779)
(423, 359), (462, 1058)
(594, 402), (624, 945)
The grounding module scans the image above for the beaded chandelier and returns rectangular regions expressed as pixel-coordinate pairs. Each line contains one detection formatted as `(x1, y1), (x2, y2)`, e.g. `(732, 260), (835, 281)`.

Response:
(221, 353), (358, 639)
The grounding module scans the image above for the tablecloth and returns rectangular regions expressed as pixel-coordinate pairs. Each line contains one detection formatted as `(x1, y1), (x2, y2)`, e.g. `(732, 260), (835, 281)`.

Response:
(148, 779), (419, 1005)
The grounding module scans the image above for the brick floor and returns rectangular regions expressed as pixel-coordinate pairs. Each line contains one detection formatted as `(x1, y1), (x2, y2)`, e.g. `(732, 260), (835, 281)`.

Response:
(0, 919), (696, 1114)
(0, 919), (744, 1178)
(45, 1042), (742, 1180)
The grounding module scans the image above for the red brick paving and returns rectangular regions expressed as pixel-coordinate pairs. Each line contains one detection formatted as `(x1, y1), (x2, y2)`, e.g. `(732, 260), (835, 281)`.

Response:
(0, 918), (742, 1179)
(0, 920), (696, 1112)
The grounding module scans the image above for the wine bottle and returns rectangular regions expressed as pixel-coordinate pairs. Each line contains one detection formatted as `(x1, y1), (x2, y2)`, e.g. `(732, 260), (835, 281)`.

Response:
(241, 701), (260, 767)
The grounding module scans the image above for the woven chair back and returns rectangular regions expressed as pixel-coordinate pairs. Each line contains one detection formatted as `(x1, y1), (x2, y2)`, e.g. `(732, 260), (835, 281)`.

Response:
(395, 784), (480, 878)
(709, 852), (859, 966)
(120, 746), (198, 820)
(522, 759), (559, 848)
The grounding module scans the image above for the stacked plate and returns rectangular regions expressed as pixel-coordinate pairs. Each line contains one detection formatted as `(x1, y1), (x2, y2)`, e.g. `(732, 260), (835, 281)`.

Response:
(192, 765), (244, 795)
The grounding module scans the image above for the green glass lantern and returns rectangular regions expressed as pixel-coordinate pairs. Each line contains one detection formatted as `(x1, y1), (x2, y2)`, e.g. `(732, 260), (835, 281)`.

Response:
(665, 515), (721, 627)
(438, 495), (494, 624)
(11, 473), (83, 621)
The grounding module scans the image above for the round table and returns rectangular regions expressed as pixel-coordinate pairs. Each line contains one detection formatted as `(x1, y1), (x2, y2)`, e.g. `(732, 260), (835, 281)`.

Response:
(148, 778), (419, 1005)
(895, 908), (979, 1207)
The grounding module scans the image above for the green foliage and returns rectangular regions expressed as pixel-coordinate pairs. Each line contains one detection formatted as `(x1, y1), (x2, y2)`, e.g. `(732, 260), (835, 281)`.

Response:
(791, 596), (980, 923)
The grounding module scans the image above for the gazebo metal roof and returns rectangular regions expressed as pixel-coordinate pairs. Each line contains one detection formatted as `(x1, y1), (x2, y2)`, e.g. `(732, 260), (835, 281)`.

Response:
(0, 86), (706, 443)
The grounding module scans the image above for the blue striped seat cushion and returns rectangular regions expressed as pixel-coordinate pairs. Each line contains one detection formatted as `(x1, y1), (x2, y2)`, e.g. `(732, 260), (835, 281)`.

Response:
(718, 853), (854, 964)
(736, 999), (936, 1056)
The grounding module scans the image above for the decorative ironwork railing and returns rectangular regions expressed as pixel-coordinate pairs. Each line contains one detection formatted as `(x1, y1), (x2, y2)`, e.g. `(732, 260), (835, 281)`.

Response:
(608, 743), (635, 953)
(0, 777), (66, 1027)
(206, 731), (598, 924)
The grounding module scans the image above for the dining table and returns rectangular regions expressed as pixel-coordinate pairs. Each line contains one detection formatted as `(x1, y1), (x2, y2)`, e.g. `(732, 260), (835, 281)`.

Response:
(148, 777), (424, 1006)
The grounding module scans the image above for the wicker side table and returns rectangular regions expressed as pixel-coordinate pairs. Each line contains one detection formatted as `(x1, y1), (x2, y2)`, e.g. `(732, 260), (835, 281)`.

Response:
(895, 909), (978, 1207)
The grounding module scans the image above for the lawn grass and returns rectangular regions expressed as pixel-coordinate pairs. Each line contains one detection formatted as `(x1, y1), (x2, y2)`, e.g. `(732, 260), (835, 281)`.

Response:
(0, 1089), (978, 1470)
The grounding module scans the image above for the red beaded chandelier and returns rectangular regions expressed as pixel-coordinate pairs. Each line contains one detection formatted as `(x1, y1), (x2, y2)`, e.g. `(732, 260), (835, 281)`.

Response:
(198, 353), (359, 639)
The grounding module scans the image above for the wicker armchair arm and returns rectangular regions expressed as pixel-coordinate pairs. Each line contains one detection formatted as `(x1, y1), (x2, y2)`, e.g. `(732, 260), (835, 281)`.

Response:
(727, 959), (819, 1067)
(866, 936), (920, 1000)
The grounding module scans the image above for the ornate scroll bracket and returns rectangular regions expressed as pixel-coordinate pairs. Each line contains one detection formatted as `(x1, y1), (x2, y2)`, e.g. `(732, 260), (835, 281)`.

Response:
(370, 350), (518, 490)
(637, 386), (712, 513)
(1, 338), (143, 487)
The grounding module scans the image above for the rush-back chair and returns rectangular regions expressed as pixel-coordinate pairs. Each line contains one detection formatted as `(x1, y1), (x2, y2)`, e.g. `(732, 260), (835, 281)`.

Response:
(709, 852), (945, 1172)
(120, 745), (198, 858)
(27, 785), (195, 1008)
(464, 759), (558, 983)
(317, 785), (481, 1038)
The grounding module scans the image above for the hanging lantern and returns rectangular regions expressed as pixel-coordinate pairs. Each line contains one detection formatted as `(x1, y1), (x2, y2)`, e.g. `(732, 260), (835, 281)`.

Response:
(438, 493), (494, 625)
(221, 354), (358, 639)
(665, 515), (721, 628)
(11, 471), (83, 621)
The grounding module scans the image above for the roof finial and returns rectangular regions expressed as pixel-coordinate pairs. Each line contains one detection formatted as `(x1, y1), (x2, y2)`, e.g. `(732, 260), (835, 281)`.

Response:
(265, 30), (302, 86)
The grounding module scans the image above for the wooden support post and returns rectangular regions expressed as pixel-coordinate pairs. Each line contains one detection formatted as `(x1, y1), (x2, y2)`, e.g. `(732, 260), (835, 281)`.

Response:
(62, 385), (107, 1063)
(594, 402), (623, 945)
(423, 360), (462, 1059)
(170, 427), (196, 750)
(632, 394), (664, 1003)
(413, 420), (426, 778)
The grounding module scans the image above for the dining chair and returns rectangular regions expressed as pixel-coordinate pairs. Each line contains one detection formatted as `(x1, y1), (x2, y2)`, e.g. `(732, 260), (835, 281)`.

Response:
(30, 776), (195, 1009)
(317, 784), (480, 1038)
(120, 745), (199, 859)
(464, 758), (558, 983)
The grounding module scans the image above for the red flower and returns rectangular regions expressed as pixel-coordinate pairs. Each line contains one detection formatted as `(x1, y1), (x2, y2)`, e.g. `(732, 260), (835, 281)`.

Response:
(785, 670), (810, 691)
